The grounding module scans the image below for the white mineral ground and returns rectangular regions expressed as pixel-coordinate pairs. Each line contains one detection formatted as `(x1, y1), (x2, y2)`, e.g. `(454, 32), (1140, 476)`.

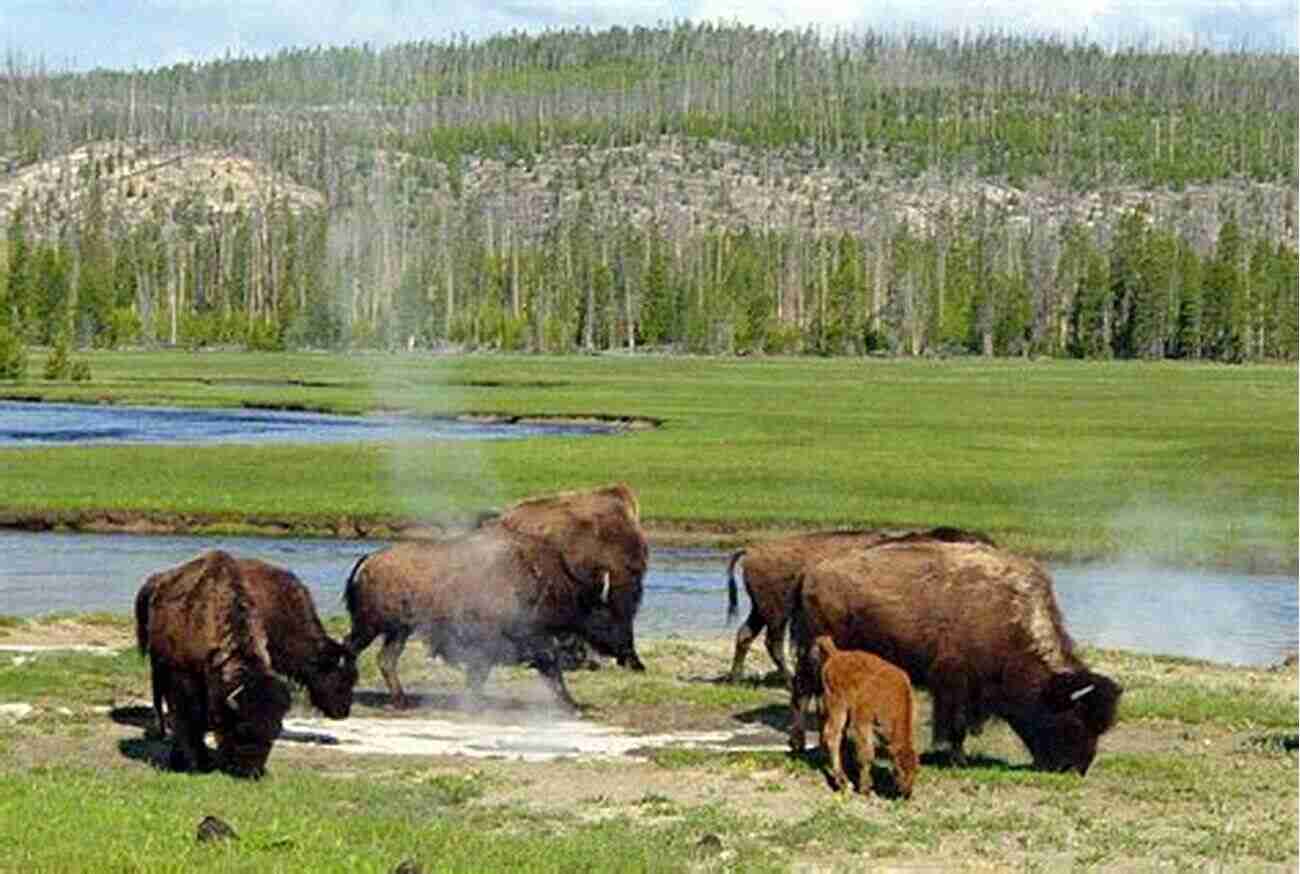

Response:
(279, 715), (786, 762)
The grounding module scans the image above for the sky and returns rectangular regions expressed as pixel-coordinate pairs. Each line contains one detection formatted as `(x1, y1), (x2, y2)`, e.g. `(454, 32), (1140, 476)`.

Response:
(5, 0), (1297, 72)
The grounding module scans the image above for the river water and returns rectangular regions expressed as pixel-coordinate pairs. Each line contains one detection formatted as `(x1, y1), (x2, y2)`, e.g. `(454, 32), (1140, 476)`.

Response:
(0, 401), (614, 446)
(0, 531), (1294, 668)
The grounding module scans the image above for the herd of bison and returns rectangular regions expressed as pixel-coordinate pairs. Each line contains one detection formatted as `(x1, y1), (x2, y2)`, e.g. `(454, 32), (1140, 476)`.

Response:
(132, 482), (1121, 795)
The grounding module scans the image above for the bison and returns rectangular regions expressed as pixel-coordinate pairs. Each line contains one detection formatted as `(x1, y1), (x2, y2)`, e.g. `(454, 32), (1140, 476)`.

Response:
(343, 524), (635, 711)
(136, 551), (358, 776)
(135, 550), (293, 776)
(815, 635), (918, 798)
(726, 527), (993, 683)
(488, 482), (649, 672)
(789, 537), (1121, 775)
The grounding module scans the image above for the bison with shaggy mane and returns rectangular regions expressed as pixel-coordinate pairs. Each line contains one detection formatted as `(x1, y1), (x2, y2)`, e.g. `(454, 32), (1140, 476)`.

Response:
(136, 551), (357, 776)
(135, 550), (292, 777)
(790, 538), (1121, 775)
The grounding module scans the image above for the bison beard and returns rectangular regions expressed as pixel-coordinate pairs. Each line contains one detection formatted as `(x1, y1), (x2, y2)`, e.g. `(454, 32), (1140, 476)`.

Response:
(790, 538), (1121, 776)
(343, 525), (635, 711)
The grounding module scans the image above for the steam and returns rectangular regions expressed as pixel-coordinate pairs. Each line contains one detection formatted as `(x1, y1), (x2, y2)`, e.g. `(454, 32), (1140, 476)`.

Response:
(1051, 490), (1298, 667)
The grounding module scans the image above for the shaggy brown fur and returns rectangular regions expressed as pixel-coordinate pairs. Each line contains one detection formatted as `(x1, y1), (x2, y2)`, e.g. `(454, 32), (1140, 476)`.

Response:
(136, 550), (291, 777)
(235, 558), (357, 717)
(789, 538), (1121, 775)
(815, 636), (919, 798)
(726, 527), (994, 683)
(489, 482), (649, 671)
(343, 525), (629, 710)
(137, 557), (357, 737)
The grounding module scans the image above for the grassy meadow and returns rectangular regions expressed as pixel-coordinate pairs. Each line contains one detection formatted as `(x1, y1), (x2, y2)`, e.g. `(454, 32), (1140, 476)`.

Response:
(2, 350), (1296, 567)
(0, 352), (1295, 871)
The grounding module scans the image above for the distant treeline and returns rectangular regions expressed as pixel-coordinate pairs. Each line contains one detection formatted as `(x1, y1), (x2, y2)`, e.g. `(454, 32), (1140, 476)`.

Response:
(0, 24), (1296, 364)
(2, 190), (1294, 362)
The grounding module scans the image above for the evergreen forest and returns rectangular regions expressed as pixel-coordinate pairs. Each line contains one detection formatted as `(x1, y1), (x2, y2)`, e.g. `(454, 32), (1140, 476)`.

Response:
(0, 24), (1296, 364)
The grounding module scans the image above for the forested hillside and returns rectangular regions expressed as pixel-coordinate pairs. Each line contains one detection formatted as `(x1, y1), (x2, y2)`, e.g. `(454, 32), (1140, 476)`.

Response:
(0, 24), (1296, 364)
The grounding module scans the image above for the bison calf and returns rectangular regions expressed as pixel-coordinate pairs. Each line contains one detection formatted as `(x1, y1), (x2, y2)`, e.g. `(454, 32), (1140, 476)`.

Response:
(815, 636), (918, 798)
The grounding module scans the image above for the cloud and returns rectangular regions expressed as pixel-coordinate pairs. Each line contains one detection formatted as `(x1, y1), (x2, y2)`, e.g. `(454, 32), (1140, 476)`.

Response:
(3, 0), (1295, 71)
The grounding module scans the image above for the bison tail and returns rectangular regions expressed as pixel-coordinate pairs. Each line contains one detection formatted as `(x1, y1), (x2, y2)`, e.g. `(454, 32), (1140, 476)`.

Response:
(725, 550), (745, 623)
(342, 553), (370, 616)
(134, 581), (153, 657)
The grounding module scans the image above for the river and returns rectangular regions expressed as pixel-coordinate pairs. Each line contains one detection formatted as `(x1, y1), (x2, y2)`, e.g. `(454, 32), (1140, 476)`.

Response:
(0, 531), (1294, 668)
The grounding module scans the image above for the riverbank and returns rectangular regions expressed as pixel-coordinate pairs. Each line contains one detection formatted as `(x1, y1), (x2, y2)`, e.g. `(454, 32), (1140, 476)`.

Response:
(2, 506), (1295, 574)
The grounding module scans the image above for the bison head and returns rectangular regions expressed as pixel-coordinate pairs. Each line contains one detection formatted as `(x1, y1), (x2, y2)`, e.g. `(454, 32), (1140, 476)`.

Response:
(571, 569), (645, 671)
(305, 641), (358, 719)
(220, 673), (292, 778)
(1014, 670), (1123, 775)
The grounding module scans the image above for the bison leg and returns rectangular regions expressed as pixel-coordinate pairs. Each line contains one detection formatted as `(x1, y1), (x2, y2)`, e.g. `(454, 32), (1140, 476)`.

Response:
(929, 666), (971, 766)
(167, 674), (212, 773)
(763, 619), (791, 685)
(460, 660), (494, 710)
(847, 702), (878, 795)
(148, 654), (170, 740)
(788, 657), (817, 753)
(378, 629), (412, 709)
(728, 609), (764, 682)
(821, 695), (850, 792)
(532, 651), (580, 712)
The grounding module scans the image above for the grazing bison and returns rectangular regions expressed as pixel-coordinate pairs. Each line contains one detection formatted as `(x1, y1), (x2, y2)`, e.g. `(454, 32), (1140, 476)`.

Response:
(726, 527), (993, 683)
(137, 556), (357, 740)
(135, 550), (292, 777)
(488, 482), (649, 672)
(343, 525), (635, 710)
(135, 554), (358, 769)
(815, 635), (918, 798)
(790, 538), (1121, 775)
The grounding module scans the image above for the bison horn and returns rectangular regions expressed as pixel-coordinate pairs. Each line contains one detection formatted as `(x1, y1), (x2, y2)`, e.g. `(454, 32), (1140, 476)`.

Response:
(1069, 683), (1096, 702)
(225, 683), (246, 710)
(600, 571), (610, 604)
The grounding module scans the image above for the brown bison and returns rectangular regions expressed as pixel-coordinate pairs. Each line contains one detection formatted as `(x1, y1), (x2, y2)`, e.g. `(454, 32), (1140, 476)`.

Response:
(488, 482), (649, 672)
(135, 550), (293, 776)
(790, 538), (1121, 775)
(727, 527), (993, 683)
(343, 524), (635, 710)
(815, 635), (919, 798)
(136, 551), (358, 775)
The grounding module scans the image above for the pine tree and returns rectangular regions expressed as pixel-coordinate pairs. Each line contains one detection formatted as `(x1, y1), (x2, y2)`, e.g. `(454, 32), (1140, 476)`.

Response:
(1202, 217), (1247, 361)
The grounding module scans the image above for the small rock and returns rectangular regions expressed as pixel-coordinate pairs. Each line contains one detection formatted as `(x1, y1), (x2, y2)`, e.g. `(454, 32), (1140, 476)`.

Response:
(694, 833), (724, 855)
(391, 861), (424, 874)
(196, 815), (238, 843)
(0, 703), (34, 722)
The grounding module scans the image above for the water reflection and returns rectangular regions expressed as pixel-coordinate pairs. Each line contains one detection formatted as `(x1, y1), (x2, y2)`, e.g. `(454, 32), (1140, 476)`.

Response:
(0, 532), (1294, 667)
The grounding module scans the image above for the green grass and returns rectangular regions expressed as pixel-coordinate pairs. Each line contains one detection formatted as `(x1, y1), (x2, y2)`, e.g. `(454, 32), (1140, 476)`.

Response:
(0, 766), (746, 874)
(1, 352), (1295, 566)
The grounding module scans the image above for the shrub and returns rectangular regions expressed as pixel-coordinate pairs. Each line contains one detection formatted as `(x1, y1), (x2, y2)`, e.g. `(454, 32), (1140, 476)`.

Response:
(0, 326), (27, 380)
(43, 334), (71, 380)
